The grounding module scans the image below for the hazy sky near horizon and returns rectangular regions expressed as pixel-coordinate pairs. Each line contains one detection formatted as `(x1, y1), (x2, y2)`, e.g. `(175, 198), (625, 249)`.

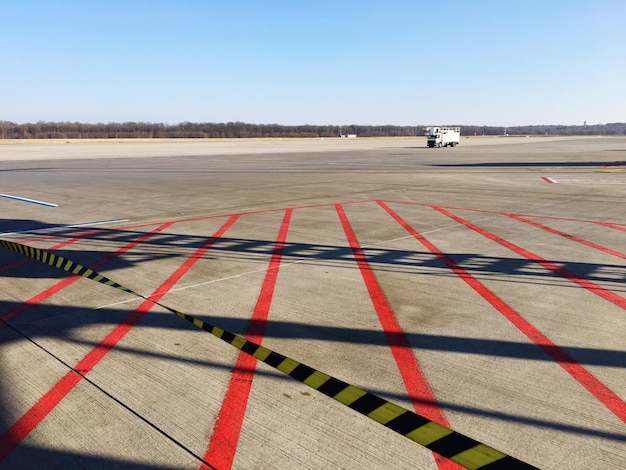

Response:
(2, 0), (624, 127)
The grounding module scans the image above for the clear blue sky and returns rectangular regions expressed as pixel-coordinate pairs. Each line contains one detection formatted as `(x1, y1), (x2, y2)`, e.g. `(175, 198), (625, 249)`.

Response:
(1, 0), (624, 126)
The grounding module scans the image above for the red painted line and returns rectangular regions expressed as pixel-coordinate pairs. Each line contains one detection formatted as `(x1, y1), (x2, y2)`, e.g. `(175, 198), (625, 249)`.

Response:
(102, 200), (376, 233)
(599, 222), (626, 232)
(378, 201), (626, 423)
(12, 217), (219, 245)
(153, 200), (377, 228)
(457, 207), (626, 229)
(0, 258), (28, 273)
(0, 232), (98, 274)
(0, 238), (80, 273)
(0, 215), (239, 462)
(15, 226), (152, 244)
(0, 223), (175, 323)
(380, 199), (626, 228)
(506, 214), (626, 259)
(202, 210), (292, 470)
(541, 176), (557, 183)
(432, 205), (626, 310)
(499, 212), (626, 228)
(336, 204), (461, 470)
(3, 201), (375, 246)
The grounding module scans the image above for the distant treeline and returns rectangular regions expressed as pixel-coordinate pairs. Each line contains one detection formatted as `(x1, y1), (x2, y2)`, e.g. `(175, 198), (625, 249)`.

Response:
(1, 120), (625, 139)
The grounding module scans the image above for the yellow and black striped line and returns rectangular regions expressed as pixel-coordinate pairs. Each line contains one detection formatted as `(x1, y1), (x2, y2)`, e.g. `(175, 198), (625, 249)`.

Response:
(0, 239), (536, 470)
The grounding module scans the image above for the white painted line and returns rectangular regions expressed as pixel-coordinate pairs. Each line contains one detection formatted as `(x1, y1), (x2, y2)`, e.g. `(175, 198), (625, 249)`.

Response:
(0, 218), (129, 235)
(96, 265), (273, 310)
(543, 177), (626, 185)
(95, 221), (485, 310)
(0, 193), (58, 207)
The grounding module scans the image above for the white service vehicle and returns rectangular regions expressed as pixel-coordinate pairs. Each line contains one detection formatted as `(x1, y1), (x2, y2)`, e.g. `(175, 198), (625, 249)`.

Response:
(424, 126), (460, 147)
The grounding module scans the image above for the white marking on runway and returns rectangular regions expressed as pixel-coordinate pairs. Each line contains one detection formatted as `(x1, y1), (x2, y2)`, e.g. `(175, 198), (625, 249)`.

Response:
(542, 177), (626, 184)
(0, 193), (58, 207)
(0, 218), (129, 235)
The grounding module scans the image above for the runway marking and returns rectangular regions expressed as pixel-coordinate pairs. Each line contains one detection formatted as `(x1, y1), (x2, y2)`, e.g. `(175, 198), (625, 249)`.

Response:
(505, 214), (626, 259)
(204, 210), (291, 469)
(0, 222), (174, 323)
(94, 218), (473, 312)
(541, 177), (626, 184)
(0, 218), (129, 235)
(0, 216), (238, 464)
(336, 203), (461, 470)
(2, 199), (624, 467)
(599, 222), (626, 232)
(383, 200), (626, 233)
(0, 193), (58, 207)
(0, 221), (175, 458)
(0, 234), (535, 470)
(0, 230), (101, 274)
(433, 206), (626, 311)
(380, 201), (626, 424)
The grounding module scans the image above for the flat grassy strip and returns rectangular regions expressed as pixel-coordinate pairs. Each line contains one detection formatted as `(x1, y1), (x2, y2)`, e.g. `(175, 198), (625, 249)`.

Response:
(0, 239), (536, 470)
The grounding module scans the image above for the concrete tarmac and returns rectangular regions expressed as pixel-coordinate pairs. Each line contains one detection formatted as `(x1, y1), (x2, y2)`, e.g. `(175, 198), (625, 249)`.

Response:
(0, 136), (625, 469)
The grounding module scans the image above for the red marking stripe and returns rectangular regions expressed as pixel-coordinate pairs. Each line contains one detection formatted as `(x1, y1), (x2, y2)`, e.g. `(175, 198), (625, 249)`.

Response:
(336, 204), (462, 470)
(506, 214), (626, 259)
(599, 222), (626, 232)
(0, 224), (175, 324)
(432, 205), (626, 311)
(0, 232), (100, 274)
(382, 199), (626, 228)
(374, 203), (626, 422)
(379, 201), (626, 422)
(203, 210), (292, 470)
(0, 216), (239, 463)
